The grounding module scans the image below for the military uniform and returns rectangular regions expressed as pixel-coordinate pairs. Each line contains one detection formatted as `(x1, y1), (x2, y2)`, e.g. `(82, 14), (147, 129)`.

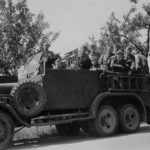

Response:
(79, 53), (92, 70)
(134, 53), (149, 74)
(89, 52), (100, 69)
(124, 54), (135, 72)
(99, 53), (114, 70)
(110, 55), (127, 72)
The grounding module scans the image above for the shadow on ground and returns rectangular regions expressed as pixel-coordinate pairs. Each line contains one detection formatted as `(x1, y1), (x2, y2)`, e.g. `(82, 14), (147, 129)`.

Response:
(8, 125), (150, 150)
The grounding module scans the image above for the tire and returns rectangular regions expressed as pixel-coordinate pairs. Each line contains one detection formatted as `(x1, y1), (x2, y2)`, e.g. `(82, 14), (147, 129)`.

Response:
(12, 82), (47, 118)
(93, 105), (119, 137)
(0, 111), (14, 150)
(119, 104), (140, 133)
(56, 123), (80, 136)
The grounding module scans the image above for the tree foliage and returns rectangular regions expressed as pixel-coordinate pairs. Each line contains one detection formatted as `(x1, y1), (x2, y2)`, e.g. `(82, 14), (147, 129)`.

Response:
(89, 2), (150, 57)
(0, 0), (59, 75)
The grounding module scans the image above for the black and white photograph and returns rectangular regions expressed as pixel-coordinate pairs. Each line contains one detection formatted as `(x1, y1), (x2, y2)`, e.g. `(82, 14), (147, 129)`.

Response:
(0, 0), (150, 150)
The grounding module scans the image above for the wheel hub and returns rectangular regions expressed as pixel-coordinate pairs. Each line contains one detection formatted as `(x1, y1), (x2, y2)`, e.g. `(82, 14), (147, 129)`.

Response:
(101, 115), (111, 127)
(100, 110), (115, 132)
(125, 110), (137, 128)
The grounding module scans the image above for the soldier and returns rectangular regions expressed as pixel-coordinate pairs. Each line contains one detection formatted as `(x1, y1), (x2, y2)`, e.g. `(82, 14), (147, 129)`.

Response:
(99, 45), (114, 70)
(78, 46), (92, 70)
(132, 48), (149, 74)
(109, 50), (127, 88)
(124, 46), (135, 74)
(110, 50), (127, 72)
(88, 45), (100, 70)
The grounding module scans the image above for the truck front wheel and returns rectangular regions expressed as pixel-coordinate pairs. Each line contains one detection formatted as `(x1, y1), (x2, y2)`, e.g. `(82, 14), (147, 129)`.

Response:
(0, 111), (14, 150)
(119, 104), (140, 133)
(94, 105), (118, 137)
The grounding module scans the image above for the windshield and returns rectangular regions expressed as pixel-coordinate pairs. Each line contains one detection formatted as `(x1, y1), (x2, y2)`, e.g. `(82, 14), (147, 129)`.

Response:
(18, 52), (43, 80)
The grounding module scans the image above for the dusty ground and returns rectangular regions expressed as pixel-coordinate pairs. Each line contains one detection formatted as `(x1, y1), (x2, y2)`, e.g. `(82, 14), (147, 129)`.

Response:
(7, 124), (150, 150)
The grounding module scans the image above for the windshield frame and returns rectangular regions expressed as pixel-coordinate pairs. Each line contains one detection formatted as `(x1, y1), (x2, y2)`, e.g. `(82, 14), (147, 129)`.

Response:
(18, 52), (44, 80)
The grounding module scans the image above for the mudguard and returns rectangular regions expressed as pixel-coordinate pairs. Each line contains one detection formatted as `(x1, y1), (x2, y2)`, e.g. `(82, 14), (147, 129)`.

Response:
(0, 102), (30, 127)
(90, 92), (146, 121)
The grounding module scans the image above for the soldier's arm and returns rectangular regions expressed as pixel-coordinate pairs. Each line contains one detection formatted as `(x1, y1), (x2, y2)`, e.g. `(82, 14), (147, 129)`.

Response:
(130, 55), (136, 71)
(99, 55), (103, 65)
(110, 58), (124, 69)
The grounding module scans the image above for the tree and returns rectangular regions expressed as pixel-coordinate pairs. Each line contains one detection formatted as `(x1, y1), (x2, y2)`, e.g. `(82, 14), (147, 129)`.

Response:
(91, 2), (150, 57)
(0, 0), (59, 75)
(118, 5), (150, 56)
(94, 12), (122, 54)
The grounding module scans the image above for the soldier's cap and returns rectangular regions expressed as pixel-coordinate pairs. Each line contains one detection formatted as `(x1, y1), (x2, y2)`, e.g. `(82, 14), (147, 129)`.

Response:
(116, 50), (123, 55)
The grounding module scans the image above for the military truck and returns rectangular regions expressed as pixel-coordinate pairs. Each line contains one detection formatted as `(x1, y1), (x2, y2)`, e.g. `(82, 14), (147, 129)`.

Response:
(0, 52), (150, 150)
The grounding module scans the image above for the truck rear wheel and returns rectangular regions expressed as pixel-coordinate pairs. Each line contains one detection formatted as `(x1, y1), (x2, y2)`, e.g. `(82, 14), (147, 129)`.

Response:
(94, 105), (118, 137)
(12, 82), (47, 118)
(119, 104), (140, 133)
(0, 111), (14, 150)
(56, 123), (80, 136)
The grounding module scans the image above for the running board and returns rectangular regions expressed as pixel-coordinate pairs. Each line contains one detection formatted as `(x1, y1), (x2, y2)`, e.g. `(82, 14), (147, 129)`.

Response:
(31, 112), (91, 126)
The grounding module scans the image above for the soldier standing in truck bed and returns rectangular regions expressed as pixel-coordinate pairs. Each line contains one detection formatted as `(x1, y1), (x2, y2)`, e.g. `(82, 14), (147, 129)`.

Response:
(99, 45), (114, 70)
(124, 46), (135, 74)
(109, 50), (127, 72)
(132, 48), (149, 74)
(88, 45), (100, 70)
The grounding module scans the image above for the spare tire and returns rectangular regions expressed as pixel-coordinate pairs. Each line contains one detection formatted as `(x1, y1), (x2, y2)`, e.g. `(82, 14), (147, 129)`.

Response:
(11, 82), (47, 118)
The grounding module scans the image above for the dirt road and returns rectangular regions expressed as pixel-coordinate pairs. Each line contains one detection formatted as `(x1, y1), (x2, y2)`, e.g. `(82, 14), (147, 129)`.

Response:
(8, 124), (150, 150)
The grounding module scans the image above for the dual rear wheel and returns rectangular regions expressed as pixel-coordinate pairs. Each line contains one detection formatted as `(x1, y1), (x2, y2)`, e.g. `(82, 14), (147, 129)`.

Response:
(81, 104), (140, 137)
(119, 104), (140, 133)
(94, 105), (118, 136)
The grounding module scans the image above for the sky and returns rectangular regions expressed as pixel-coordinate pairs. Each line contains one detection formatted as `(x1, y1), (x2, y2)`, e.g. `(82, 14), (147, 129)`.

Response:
(27, 0), (150, 55)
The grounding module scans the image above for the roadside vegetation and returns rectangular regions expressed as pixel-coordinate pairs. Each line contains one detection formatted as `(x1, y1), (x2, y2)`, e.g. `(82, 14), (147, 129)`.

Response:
(14, 125), (57, 141)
